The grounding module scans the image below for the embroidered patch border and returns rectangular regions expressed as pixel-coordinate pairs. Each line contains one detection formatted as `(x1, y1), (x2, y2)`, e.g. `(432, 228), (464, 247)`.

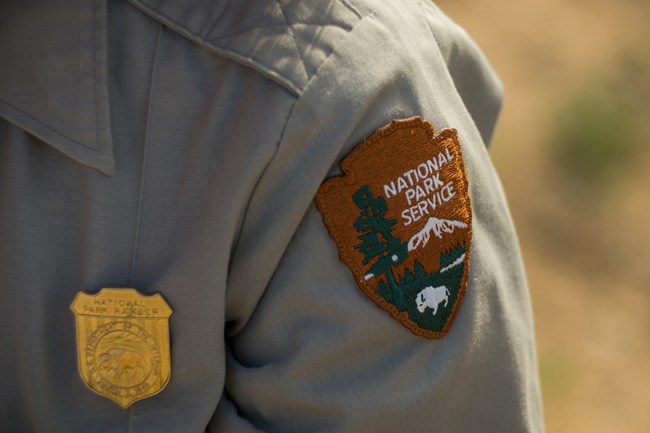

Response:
(316, 117), (472, 339)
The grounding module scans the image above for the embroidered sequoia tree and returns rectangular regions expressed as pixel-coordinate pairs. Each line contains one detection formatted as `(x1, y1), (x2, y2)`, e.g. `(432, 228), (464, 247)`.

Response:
(352, 186), (408, 309)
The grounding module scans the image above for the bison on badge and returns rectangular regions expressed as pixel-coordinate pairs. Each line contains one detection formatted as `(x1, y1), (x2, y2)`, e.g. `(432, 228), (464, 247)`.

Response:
(98, 348), (148, 382)
(415, 285), (450, 316)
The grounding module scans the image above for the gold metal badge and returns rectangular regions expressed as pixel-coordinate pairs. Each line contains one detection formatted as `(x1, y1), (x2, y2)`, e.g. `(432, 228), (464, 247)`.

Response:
(71, 288), (173, 408)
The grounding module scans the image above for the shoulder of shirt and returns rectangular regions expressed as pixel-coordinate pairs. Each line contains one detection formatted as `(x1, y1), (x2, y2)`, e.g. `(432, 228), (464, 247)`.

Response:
(128, 0), (471, 97)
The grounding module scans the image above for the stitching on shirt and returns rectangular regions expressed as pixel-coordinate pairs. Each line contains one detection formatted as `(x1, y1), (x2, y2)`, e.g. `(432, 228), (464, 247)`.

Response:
(131, 0), (367, 95)
(127, 405), (135, 433)
(217, 44), (303, 95)
(225, 96), (298, 338)
(276, 0), (310, 85)
(210, 0), (356, 41)
(210, 22), (353, 42)
(0, 98), (98, 151)
(301, 9), (377, 93)
(131, 0), (303, 94)
(129, 22), (163, 290)
(205, 0), (233, 40)
(339, 0), (362, 19)
(227, 94), (298, 280)
(417, 1), (453, 65)
(92, 0), (101, 152)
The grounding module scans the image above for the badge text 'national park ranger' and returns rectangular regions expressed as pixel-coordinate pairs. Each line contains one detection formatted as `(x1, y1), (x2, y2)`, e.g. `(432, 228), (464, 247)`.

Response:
(315, 117), (472, 339)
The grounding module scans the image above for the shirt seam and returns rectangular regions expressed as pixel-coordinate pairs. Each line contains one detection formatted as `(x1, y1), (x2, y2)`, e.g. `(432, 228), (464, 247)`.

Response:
(128, 0), (370, 96)
(128, 22), (163, 292)
(0, 98), (99, 151)
(227, 94), (299, 271)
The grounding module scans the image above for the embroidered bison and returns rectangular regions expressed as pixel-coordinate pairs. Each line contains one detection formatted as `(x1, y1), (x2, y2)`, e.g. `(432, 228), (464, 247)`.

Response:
(415, 285), (450, 316)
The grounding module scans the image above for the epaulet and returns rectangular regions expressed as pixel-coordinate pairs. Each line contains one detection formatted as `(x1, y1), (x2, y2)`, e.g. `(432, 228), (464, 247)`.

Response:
(129, 0), (367, 96)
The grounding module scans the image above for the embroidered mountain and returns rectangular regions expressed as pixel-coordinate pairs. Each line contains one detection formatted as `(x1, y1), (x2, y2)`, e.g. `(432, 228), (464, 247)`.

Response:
(407, 217), (468, 252)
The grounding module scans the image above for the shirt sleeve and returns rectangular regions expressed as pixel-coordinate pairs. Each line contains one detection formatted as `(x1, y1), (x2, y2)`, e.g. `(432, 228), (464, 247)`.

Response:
(213, 3), (543, 433)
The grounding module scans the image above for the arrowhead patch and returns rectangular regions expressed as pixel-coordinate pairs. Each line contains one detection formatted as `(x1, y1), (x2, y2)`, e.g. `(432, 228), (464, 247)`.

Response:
(315, 117), (472, 339)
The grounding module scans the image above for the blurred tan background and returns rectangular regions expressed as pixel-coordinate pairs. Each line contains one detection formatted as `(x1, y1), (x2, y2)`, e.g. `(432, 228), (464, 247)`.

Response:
(437, 0), (650, 432)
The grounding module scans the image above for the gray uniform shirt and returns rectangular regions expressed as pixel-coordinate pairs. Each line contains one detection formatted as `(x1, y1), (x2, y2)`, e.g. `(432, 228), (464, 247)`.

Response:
(0, 0), (544, 432)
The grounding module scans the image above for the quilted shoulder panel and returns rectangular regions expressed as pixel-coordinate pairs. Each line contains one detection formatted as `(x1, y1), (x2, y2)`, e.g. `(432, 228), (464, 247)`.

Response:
(130, 0), (366, 95)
